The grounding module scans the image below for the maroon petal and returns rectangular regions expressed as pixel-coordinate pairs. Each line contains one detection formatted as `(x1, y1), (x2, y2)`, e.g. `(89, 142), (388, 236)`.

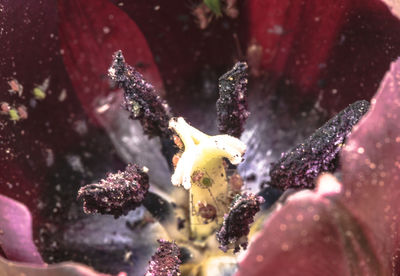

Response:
(339, 57), (400, 272)
(0, 195), (109, 275)
(236, 176), (366, 276)
(0, 195), (43, 264)
(58, 0), (164, 124)
(0, 0), (121, 210)
(0, 0), (70, 208)
(0, 256), (109, 276)
(245, 0), (400, 112)
(112, 1), (242, 93)
(246, 0), (351, 90)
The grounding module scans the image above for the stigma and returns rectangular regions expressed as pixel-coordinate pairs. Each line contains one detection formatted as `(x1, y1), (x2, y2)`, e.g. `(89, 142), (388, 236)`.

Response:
(169, 117), (246, 190)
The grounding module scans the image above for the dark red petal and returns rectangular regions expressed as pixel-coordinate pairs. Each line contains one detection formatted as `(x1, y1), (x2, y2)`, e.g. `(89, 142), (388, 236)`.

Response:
(0, 256), (109, 276)
(58, 0), (164, 124)
(0, 195), (43, 264)
(240, 0), (400, 186)
(113, 0), (241, 87)
(246, 0), (351, 90)
(237, 175), (384, 275)
(245, 0), (400, 111)
(339, 57), (400, 272)
(0, 0), (56, 176)
(238, 200), (350, 276)
(236, 179), (350, 275)
(0, 0), (90, 215)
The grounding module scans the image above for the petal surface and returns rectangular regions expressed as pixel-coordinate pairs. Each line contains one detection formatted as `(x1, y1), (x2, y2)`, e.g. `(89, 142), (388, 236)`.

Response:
(0, 195), (43, 264)
(339, 57), (400, 272)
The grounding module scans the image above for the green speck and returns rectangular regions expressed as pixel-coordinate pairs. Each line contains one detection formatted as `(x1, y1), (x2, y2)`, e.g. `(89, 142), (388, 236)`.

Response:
(9, 109), (20, 121)
(33, 87), (46, 100)
(202, 177), (212, 187)
(203, 0), (222, 16)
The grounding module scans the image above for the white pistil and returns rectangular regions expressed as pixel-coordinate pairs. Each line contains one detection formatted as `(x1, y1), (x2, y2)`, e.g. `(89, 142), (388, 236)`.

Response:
(169, 117), (246, 190)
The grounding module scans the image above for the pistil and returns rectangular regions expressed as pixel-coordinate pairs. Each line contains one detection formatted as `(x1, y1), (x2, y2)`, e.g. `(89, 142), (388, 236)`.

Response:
(169, 117), (246, 240)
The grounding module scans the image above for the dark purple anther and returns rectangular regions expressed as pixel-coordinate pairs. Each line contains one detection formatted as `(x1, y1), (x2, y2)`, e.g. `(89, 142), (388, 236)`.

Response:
(269, 100), (370, 190)
(77, 164), (149, 218)
(145, 239), (181, 276)
(109, 50), (172, 138)
(217, 62), (249, 138)
(216, 193), (264, 253)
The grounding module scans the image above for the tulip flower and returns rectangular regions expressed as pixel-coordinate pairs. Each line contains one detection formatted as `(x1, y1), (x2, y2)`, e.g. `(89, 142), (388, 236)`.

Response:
(1, 0), (400, 275)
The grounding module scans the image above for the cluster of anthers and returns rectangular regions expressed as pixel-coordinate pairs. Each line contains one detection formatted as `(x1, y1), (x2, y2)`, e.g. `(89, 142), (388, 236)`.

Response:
(77, 50), (370, 275)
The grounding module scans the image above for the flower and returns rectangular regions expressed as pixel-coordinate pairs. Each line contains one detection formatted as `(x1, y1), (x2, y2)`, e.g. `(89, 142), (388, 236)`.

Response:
(1, 0), (400, 275)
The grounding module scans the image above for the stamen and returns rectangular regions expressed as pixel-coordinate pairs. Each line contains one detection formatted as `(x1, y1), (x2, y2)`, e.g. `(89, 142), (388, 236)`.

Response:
(216, 193), (264, 253)
(145, 239), (181, 276)
(109, 50), (172, 138)
(269, 100), (370, 190)
(217, 62), (249, 138)
(77, 164), (149, 218)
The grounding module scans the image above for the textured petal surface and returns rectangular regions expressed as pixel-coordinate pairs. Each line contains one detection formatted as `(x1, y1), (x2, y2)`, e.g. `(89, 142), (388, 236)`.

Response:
(339, 57), (400, 272)
(0, 195), (43, 264)
(237, 176), (383, 275)
(0, 256), (108, 276)
(245, 0), (400, 112)
(237, 192), (351, 275)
